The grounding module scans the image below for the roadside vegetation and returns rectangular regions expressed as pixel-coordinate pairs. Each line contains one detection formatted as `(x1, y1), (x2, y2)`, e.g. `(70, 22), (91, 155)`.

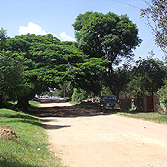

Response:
(0, 1), (166, 166)
(0, 4), (166, 113)
(117, 112), (167, 125)
(0, 102), (61, 167)
(74, 102), (167, 124)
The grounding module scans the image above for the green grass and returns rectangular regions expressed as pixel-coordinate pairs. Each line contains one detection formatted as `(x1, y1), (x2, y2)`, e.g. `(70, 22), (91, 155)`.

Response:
(0, 106), (62, 167)
(29, 100), (41, 108)
(76, 102), (167, 124)
(117, 112), (167, 124)
(8, 100), (40, 108)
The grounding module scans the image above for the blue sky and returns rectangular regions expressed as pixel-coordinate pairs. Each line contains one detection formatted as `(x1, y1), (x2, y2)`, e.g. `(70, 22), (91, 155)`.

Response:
(0, 0), (165, 60)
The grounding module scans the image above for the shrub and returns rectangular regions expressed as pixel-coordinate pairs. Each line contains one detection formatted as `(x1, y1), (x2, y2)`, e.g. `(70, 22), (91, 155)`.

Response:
(72, 88), (87, 103)
(157, 82), (167, 114)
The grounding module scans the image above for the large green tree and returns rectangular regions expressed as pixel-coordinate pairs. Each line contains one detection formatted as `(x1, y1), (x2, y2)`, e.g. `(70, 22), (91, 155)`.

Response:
(73, 11), (141, 97)
(0, 28), (7, 50)
(8, 34), (87, 109)
(3, 33), (104, 109)
(126, 56), (167, 96)
(0, 51), (24, 107)
(0, 30), (108, 108)
(71, 57), (109, 95)
(0, 29), (25, 107)
(141, 0), (167, 54)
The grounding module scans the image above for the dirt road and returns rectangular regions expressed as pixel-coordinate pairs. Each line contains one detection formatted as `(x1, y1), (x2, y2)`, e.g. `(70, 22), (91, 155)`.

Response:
(40, 102), (167, 167)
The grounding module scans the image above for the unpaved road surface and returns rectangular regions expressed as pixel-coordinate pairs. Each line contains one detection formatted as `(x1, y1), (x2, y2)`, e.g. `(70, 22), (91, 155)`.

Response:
(40, 103), (167, 167)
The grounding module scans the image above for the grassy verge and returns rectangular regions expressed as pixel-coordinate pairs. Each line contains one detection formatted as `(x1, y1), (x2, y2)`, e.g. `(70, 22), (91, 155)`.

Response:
(0, 104), (61, 167)
(29, 100), (41, 108)
(75, 102), (167, 124)
(8, 100), (40, 108)
(117, 112), (167, 124)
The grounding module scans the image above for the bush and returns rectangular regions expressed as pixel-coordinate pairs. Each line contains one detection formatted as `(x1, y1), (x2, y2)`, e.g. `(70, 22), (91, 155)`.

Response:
(157, 82), (167, 114)
(72, 88), (88, 103)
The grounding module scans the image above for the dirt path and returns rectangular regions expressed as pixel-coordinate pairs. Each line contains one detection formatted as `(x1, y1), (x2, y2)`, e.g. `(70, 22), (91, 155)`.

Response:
(40, 102), (167, 167)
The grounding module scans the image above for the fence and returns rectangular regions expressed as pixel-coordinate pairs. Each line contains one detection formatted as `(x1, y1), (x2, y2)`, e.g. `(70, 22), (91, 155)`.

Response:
(119, 95), (160, 112)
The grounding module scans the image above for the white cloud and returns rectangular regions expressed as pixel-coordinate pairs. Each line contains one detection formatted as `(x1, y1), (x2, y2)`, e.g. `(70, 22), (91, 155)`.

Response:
(19, 22), (48, 36)
(60, 32), (75, 41)
(18, 22), (75, 41)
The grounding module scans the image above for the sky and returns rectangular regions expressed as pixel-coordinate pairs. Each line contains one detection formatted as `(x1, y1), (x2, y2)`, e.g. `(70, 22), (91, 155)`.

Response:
(0, 0), (166, 61)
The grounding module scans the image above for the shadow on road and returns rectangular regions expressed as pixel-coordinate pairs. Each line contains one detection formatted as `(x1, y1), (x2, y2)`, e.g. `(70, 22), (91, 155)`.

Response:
(30, 103), (147, 118)
(32, 105), (110, 118)
(43, 124), (71, 130)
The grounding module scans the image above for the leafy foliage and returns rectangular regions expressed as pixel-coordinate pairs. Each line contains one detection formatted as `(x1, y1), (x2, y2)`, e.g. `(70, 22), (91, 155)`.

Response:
(71, 88), (88, 103)
(157, 80), (167, 112)
(73, 12), (141, 62)
(1, 31), (109, 108)
(0, 52), (24, 106)
(126, 56), (167, 96)
(73, 11), (141, 96)
(71, 58), (109, 95)
(109, 64), (131, 97)
(0, 32), (86, 108)
(0, 28), (7, 50)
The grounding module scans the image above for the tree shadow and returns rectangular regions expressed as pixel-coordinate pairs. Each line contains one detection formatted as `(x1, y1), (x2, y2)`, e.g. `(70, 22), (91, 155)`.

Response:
(31, 104), (121, 118)
(0, 113), (42, 127)
(30, 102), (153, 118)
(6, 113), (38, 120)
(32, 105), (105, 118)
(40, 118), (58, 122)
(0, 155), (41, 167)
(43, 124), (71, 130)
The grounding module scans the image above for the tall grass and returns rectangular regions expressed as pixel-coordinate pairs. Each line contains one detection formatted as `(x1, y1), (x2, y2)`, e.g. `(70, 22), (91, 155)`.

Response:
(0, 107), (61, 167)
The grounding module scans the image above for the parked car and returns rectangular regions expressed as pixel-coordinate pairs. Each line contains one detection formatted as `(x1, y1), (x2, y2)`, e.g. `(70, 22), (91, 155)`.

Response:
(100, 95), (120, 112)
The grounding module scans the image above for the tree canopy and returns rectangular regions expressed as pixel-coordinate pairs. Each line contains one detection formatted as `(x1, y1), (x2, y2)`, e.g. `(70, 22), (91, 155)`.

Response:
(0, 28), (7, 50)
(0, 31), (108, 108)
(1, 10), (166, 109)
(125, 56), (167, 96)
(73, 11), (141, 96)
(0, 51), (24, 107)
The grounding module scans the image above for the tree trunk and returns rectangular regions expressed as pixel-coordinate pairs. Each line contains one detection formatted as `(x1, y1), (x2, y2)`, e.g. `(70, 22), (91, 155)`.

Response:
(105, 70), (120, 99)
(111, 89), (120, 99)
(16, 96), (30, 110)
(0, 95), (5, 108)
